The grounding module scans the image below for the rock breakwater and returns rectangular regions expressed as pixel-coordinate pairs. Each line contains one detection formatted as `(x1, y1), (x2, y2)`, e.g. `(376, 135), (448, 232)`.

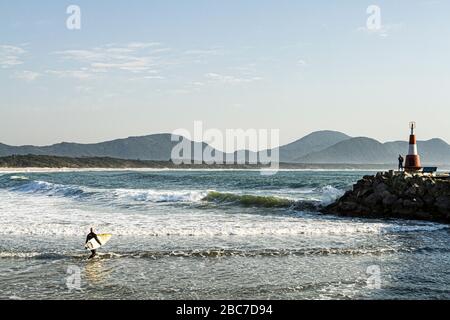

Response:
(323, 171), (450, 223)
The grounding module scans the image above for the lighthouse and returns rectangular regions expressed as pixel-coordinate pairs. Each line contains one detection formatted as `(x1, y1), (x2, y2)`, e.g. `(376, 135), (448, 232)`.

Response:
(404, 121), (422, 172)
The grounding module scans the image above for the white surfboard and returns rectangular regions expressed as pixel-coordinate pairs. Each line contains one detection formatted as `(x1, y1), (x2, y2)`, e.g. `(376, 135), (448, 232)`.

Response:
(85, 234), (112, 250)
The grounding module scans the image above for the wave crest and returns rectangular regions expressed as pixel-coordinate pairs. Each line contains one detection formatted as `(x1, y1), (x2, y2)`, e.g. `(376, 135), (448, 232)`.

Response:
(7, 179), (344, 210)
(203, 191), (294, 208)
(114, 189), (208, 203)
(11, 180), (86, 197)
(9, 180), (209, 204)
(10, 175), (29, 181)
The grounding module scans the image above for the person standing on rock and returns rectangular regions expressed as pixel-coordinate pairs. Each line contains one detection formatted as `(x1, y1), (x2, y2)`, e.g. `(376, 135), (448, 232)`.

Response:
(398, 155), (404, 172)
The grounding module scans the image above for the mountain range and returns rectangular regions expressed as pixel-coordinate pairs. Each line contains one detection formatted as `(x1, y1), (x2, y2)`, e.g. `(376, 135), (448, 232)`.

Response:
(1, 130), (449, 165)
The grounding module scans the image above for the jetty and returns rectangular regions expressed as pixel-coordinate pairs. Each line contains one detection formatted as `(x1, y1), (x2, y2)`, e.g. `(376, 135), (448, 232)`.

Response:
(324, 122), (450, 224)
(323, 171), (450, 223)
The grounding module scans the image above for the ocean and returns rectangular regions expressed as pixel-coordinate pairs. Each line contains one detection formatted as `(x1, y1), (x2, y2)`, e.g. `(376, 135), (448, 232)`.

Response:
(0, 170), (448, 300)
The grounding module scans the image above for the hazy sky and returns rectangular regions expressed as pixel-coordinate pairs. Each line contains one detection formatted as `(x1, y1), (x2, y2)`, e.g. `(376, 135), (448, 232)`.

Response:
(1, 0), (449, 147)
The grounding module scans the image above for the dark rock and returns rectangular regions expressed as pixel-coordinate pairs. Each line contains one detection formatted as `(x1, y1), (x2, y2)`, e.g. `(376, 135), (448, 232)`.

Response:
(382, 193), (398, 207)
(374, 183), (388, 194)
(340, 201), (358, 211)
(423, 194), (435, 206)
(435, 195), (450, 214)
(405, 184), (420, 197)
(364, 193), (381, 207)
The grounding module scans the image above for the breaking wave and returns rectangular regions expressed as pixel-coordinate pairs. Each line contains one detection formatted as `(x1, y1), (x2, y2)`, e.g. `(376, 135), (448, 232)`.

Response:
(317, 185), (345, 204)
(203, 191), (295, 208)
(9, 180), (209, 204)
(112, 189), (208, 203)
(6, 179), (343, 210)
(202, 191), (323, 211)
(11, 180), (88, 198)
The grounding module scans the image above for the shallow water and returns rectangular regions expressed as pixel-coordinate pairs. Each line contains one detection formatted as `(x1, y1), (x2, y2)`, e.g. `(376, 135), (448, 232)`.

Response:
(0, 170), (448, 300)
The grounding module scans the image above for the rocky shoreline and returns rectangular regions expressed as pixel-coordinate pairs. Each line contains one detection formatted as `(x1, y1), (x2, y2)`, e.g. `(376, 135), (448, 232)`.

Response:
(323, 171), (450, 224)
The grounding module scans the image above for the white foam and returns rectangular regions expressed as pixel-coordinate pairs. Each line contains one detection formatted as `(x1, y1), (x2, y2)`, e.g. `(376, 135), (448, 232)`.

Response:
(2, 178), (446, 240)
(10, 180), (210, 204)
(0, 220), (446, 238)
(113, 188), (209, 203)
(317, 185), (345, 204)
(0, 251), (42, 258)
(380, 224), (449, 233)
(9, 175), (29, 181)
(12, 180), (83, 195)
(8, 296), (25, 300)
(0, 189), (446, 238)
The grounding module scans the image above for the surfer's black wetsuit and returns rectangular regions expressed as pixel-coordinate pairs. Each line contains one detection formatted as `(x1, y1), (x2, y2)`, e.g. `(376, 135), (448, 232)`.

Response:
(85, 232), (101, 259)
(398, 155), (404, 171)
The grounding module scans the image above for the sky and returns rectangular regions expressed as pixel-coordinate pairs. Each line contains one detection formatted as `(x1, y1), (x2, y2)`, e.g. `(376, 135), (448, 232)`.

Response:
(1, 0), (449, 148)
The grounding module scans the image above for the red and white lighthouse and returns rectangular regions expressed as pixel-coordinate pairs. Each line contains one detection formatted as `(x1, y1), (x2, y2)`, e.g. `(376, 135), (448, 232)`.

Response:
(404, 121), (422, 172)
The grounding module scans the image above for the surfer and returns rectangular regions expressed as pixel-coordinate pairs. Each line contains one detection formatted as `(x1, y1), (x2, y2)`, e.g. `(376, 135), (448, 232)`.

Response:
(398, 154), (404, 172)
(85, 228), (102, 259)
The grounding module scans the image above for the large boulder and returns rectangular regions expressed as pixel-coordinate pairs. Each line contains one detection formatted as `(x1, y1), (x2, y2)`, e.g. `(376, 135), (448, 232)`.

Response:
(382, 192), (398, 207)
(374, 182), (388, 194)
(435, 195), (450, 214)
(364, 193), (381, 207)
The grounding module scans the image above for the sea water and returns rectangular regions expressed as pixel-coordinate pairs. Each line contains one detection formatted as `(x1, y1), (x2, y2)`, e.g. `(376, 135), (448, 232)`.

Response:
(0, 170), (448, 300)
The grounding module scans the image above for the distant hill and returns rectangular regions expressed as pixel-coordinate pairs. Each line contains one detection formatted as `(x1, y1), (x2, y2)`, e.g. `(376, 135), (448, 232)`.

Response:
(0, 134), (210, 161)
(1, 131), (450, 165)
(296, 137), (393, 164)
(0, 131), (350, 163)
(297, 137), (450, 165)
(384, 138), (450, 164)
(277, 130), (351, 162)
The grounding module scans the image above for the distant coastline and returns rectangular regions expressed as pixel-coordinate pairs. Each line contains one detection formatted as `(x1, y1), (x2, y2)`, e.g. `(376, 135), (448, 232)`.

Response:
(0, 154), (415, 172)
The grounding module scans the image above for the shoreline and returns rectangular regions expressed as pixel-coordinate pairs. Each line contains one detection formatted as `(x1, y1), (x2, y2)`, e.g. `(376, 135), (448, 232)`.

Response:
(1, 167), (449, 174)
(0, 167), (391, 174)
(2, 167), (449, 174)
(1, 155), (449, 173)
